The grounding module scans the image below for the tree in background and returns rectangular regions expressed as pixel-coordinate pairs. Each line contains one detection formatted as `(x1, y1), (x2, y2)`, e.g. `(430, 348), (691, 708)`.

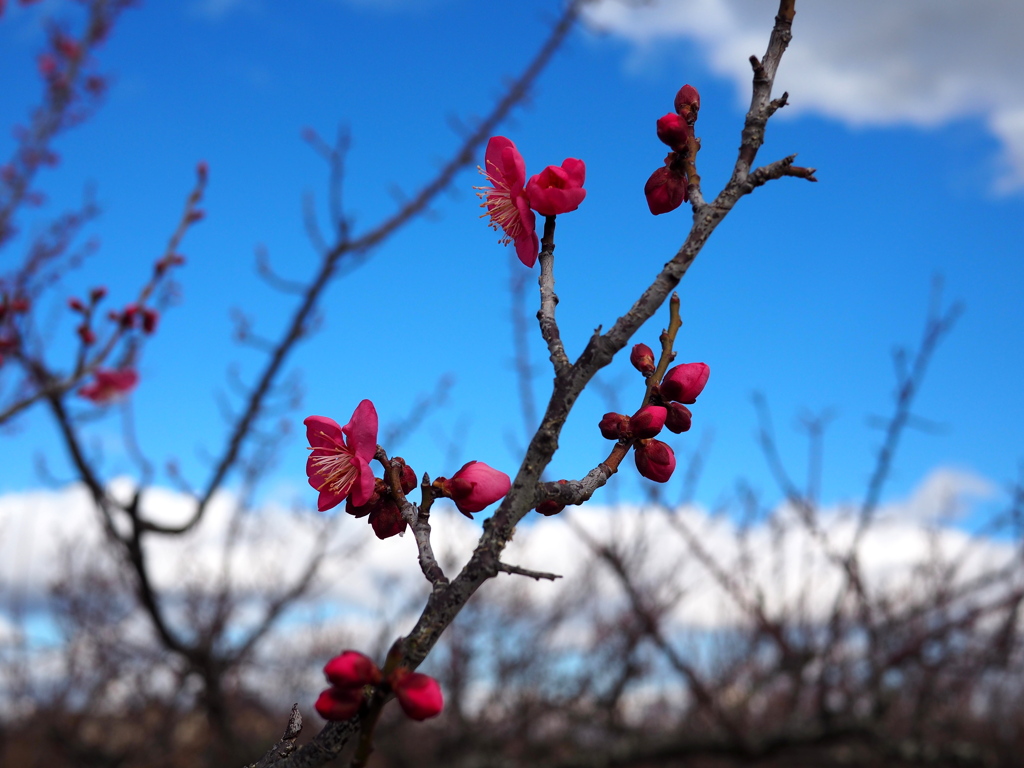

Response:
(2, 1), (1022, 767)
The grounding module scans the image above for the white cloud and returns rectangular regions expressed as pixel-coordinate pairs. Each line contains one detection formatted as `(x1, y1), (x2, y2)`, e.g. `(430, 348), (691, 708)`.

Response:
(586, 0), (1024, 191)
(0, 467), (1007, 638)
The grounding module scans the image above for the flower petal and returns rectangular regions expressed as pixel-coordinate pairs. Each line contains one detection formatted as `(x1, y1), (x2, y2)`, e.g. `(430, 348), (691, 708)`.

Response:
(304, 415), (344, 451)
(342, 399), (378, 462)
(349, 456), (377, 508)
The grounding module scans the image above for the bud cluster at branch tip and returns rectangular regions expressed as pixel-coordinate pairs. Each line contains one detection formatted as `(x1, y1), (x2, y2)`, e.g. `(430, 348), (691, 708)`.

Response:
(597, 349), (709, 484)
(645, 84), (701, 215)
(315, 650), (443, 722)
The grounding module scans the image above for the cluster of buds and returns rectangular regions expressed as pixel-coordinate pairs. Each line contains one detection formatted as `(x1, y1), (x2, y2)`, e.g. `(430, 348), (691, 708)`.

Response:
(106, 302), (158, 334)
(0, 294), (30, 366)
(644, 85), (700, 215)
(476, 136), (587, 268)
(305, 401), (512, 539)
(67, 286), (107, 345)
(315, 650), (443, 722)
(598, 345), (710, 483)
(346, 458), (417, 539)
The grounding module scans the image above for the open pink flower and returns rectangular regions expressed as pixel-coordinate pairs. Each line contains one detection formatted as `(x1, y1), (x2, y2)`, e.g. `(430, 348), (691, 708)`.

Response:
(527, 158), (586, 217)
(436, 461), (511, 518)
(304, 400), (378, 511)
(475, 136), (539, 268)
(78, 368), (139, 404)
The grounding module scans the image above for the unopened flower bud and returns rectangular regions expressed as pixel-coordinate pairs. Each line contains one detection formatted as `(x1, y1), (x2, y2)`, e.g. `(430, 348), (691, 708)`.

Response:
(315, 686), (364, 721)
(390, 669), (444, 721)
(323, 651), (382, 688)
(536, 479), (567, 516)
(599, 412), (630, 440)
(630, 343), (656, 376)
(89, 286), (107, 303)
(629, 405), (667, 439)
(392, 457), (417, 494)
(664, 402), (693, 433)
(674, 84), (701, 123)
(656, 113), (690, 152)
(435, 461), (511, 518)
(644, 165), (688, 215)
(634, 439), (676, 483)
(660, 362), (709, 404)
(369, 497), (405, 540)
(77, 324), (96, 345)
(68, 297), (85, 312)
(141, 308), (159, 334)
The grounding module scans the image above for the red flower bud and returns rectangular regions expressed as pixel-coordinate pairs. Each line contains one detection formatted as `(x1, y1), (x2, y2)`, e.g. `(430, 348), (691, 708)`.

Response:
(314, 685), (364, 721)
(599, 412), (630, 440)
(664, 402), (693, 434)
(391, 457), (418, 494)
(196, 160), (209, 183)
(68, 297), (85, 312)
(536, 479), (567, 516)
(660, 362), (709, 404)
(656, 113), (690, 152)
(369, 497), (406, 540)
(634, 439), (676, 483)
(629, 405), (667, 439)
(527, 158), (587, 217)
(674, 84), (701, 122)
(77, 324), (96, 345)
(323, 651), (382, 688)
(391, 669), (444, 721)
(141, 308), (159, 334)
(644, 165), (688, 215)
(436, 461), (510, 517)
(89, 286), (107, 303)
(630, 343), (656, 376)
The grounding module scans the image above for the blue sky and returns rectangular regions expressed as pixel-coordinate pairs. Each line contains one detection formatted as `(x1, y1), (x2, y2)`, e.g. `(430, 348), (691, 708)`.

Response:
(1, 0), (1022, 524)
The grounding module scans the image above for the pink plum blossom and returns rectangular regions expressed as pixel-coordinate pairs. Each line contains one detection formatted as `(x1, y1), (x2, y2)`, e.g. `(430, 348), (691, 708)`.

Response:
(304, 400), (378, 511)
(78, 368), (139, 404)
(475, 136), (539, 267)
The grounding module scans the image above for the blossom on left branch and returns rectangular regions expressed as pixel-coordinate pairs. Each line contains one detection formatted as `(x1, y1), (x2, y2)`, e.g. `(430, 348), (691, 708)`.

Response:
(78, 368), (138, 405)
